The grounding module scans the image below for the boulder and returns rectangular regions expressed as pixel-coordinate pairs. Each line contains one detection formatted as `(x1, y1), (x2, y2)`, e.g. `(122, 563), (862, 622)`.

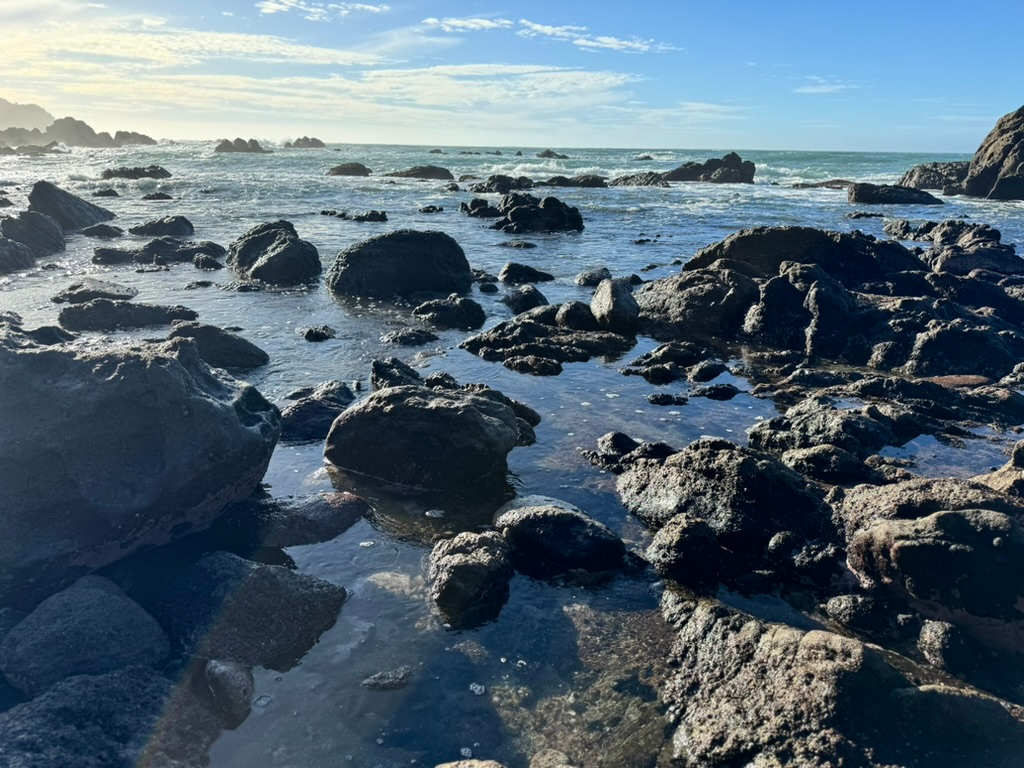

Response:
(412, 294), (486, 329)
(324, 384), (529, 492)
(498, 262), (555, 284)
(93, 236), (225, 267)
(384, 165), (454, 180)
(167, 321), (270, 370)
(902, 319), (1018, 379)
(101, 166), (171, 180)
(644, 514), (721, 586)
(635, 268), (759, 341)
(214, 138), (271, 153)
(501, 285), (548, 314)
(381, 327), (439, 346)
(0, 323), (280, 605)
(280, 380), (356, 442)
(428, 531), (514, 628)
(287, 136), (325, 148)
(135, 550), (346, 668)
(142, 192), (173, 201)
(537, 149), (568, 159)
(301, 324), (336, 342)
(204, 659), (254, 728)
(0, 576), (169, 697)
(0, 210), (65, 258)
(326, 229), (472, 298)
(81, 223), (123, 239)
(227, 220), (321, 285)
(51, 277), (138, 304)
(493, 504), (625, 575)
(212, 492), (368, 549)
(848, 183), (943, 205)
(327, 162), (372, 176)
(470, 175), (534, 194)
(609, 172), (668, 188)
(128, 215), (194, 238)
(555, 301), (600, 331)
(961, 105), (1024, 200)
(662, 152), (755, 183)
(0, 238), (34, 275)
(27, 180), (115, 230)
(58, 298), (197, 331)
(575, 267), (612, 286)
(590, 279), (639, 335)
(898, 161), (970, 191)
(491, 194), (584, 234)
(370, 356), (421, 389)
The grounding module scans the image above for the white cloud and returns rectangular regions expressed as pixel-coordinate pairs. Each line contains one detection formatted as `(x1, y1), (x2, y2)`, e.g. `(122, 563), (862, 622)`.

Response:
(422, 17), (514, 33)
(574, 36), (668, 53)
(517, 19), (588, 40)
(255, 0), (389, 21)
(794, 76), (861, 94)
(516, 18), (676, 54)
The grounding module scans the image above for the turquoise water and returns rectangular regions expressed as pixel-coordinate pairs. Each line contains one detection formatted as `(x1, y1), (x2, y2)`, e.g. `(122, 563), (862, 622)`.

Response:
(2, 143), (1022, 766)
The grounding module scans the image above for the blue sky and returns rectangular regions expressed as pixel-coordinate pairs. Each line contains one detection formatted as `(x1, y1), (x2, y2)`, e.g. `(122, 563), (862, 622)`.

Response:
(0, 0), (1018, 151)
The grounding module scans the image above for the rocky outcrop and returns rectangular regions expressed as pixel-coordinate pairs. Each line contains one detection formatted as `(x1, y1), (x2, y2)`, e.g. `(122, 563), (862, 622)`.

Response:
(470, 175), (534, 194)
(848, 183), (944, 205)
(590, 279), (639, 335)
(227, 220), (321, 285)
(0, 116), (154, 149)
(609, 172), (669, 188)
(326, 229), (472, 298)
(384, 165), (454, 180)
(57, 299), (197, 331)
(537, 149), (569, 159)
(491, 193), (584, 234)
(661, 152), (755, 183)
(101, 165), (171, 180)
(27, 180), (115, 230)
(885, 218), (1024, 276)
(51, 278), (138, 304)
(539, 175), (607, 188)
(961, 105), (1024, 200)
(284, 136), (325, 148)
(635, 268), (759, 341)
(0, 319), (280, 605)
(128, 215), (194, 238)
(81, 223), (123, 239)
(501, 285), (548, 314)
(214, 138), (272, 154)
(499, 261), (554, 284)
(93, 236), (225, 266)
(327, 162), (372, 176)
(898, 161), (969, 191)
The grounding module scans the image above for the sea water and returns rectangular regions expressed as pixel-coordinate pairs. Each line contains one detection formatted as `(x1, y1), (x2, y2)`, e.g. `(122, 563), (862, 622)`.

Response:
(2, 143), (1022, 766)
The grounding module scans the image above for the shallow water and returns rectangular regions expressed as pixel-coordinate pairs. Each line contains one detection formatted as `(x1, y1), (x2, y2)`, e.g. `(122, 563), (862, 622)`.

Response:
(3, 142), (1023, 765)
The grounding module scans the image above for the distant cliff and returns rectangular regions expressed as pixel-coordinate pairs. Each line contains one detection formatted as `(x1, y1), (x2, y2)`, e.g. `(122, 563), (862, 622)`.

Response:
(0, 99), (54, 132)
(0, 115), (156, 149)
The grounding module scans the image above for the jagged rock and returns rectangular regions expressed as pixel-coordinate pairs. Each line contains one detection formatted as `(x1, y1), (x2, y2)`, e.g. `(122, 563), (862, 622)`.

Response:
(361, 666), (413, 690)
(141, 192), (173, 201)
(661, 152), (754, 183)
(902, 318), (1019, 378)
(302, 324), (336, 342)
(471, 175), (534, 194)
(280, 380), (356, 442)
(961, 105), (1024, 200)
(167, 322), (269, 370)
(0, 210), (65, 258)
(214, 138), (272, 153)
(286, 136), (325, 148)
(0, 238), (35, 275)
(128, 215), (194, 237)
(974, 441), (1024, 496)
(27, 180), (114, 230)
(499, 261), (555, 284)
(781, 444), (881, 485)
(898, 161), (970, 190)
(93, 236), (225, 266)
(848, 183), (944, 205)
(609, 172), (668, 187)
(0, 576), (169, 697)
(590, 279), (639, 335)
(413, 294), (486, 329)
(93, 188), (119, 197)
(51, 277), (138, 304)
(384, 165), (454, 180)
(537, 149), (568, 159)
(645, 514), (721, 586)
(327, 162), (372, 176)
(381, 328), (439, 346)
(204, 660), (254, 728)
(540, 174), (607, 188)
(371, 357), (421, 390)
(428, 531), (514, 629)
(101, 166), (171, 180)
(501, 285), (548, 314)
(493, 504), (625, 575)
(0, 323), (280, 605)
(327, 229), (471, 298)
(918, 620), (979, 674)
(58, 299), (196, 331)
(461, 198), (501, 218)
(134, 551), (346, 668)
(227, 220), (321, 285)
(635, 268), (759, 341)
(491, 194), (584, 234)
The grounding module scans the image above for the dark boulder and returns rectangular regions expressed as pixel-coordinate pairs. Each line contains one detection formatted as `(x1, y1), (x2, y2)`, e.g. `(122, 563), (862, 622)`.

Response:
(167, 321), (270, 370)
(214, 138), (271, 153)
(498, 261), (555, 284)
(961, 105), (1024, 200)
(502, 285), (549, 314)
(370, 356), (421, 390)
(0, 210), (65, 258)
(0, 323), (280, 605)
(134, 551), (346, 668)
(384, 165), (454, 180)
(645, 514), (721, 586)
(227, 220), (321, 285)
(470, 175), (534, 194)
(213, 492), (368, 550)
(902, 319), (1018, 378)
(537, 149), (568, 159)
(280, 380), (356, 442)
(461, 198), (501, 218)
(27, 180), (115, 230)
(492, 194), (584, 234)
(0, 576), (169, 697)
(101, 165), (171, 180)
(590, 279), (639, 335)
(204, 660), (254, 728)
(898, 161), (970, 191)
(58, 299), (197, 331)
(0, 238), (34, 275)
(326, 229), (471, 298)
(493, 504), (625, 575)
(555, 301), (600, 331)
(286, 136), (325, 148)
(327, 162), (372, 176)
(142, 192), (173, 201)
(575, 266), (612, 286)
(609, 172), (668, 187)
(412, 294), (486, 329)
(302, 324), (336, 342)
(428, 531), (514, 628)
(662, 152), (755, 183)
(51, 277), (138, 304)
(781, 444), (881, 485)
(81, 223), (123, 239)
(94, 188), (119, 197)
(128, 215), (194, 238)
(381, 327), (439, 346)
(635, 268), (759, 341)
(848, 183), (943, 205)
(540, 174), (607, 188)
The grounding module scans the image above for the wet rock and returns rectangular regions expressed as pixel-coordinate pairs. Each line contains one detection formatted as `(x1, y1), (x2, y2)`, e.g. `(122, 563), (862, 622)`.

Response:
(0, 667), (223, 768)
(555, 301), (599, 331)
(504, 355), (562, 376)
(848, 182), (943, 205)
(961, 105), (1024, 200)
(167, 321), (270, 370)
(324, 384), (529, 492)
(385, 165), (454, 180)
(0, 576), (170, 697)
(590, 279), (639, 335)
(540, 174), (607, 188)
(782, 444), (881, 485)
(136, 550), (346, 669)
(0, 210), (65, 258)
(690, 382), (741, 400)
(327, 229), (471, 298)
(499, 261), (555, 284)
(471, 175), (534, 194)
(302, 324), (336, 342)
(902, 318), (1018, 378)
(635, 268), (759, 341)
(81, 223), (123, 239)
(428, 531), (514, 629)
(381, 327), (439, 346)
(320, 208), (387, 223)
(661, 152), (755, 183)
(491, 193), (584, 234)
(371, 356), (421, 389)
(141, 192), (173, 201)
(413, 294), (486, 329)
(575, 267), (612, 286)
(461, 198), (501, 218)
(128, 215), (194, 237)
(361, 666), (413, 691)
(537, 149), (568, 159)
(204, 659), (254, 728)
(93, 236), (225, 266)
(501, 284), (548, 314)
(918, 620), (978, 675)
(285, 136), (325, 148)
(419, 205), (443, 213)
(973, 441), (1024, 496)
(101, 165), (171, 180)
(0, 238), (36, 274)
(280, 380), (356, 442)
(645, 514), (721, 586)
(94, 188), (119, 197)
(327, 162), (372, 176)
(27, 180), (114, 230)
(227, 220), (321, 285)
(0, 324), (280, 605)
(215, 138), (272, 153)
(825, 594), (899, 638)
(494, 504), (625, 576)
(898, 161), (970, 191)
(617, 437), (832, 551)
(609, 172), (668, 187)
(58, 298), (197, 331)
(215, 492), (368, 549)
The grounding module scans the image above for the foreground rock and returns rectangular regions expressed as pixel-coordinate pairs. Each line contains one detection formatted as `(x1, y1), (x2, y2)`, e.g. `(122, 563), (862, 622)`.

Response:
(324, 383), (536, 493)
(428, 531), (514, 628)
(167, 321), (270, 370)
(491, 193), (584, 234)
(0, 320), (280, 605)
(848, 182), (943, 205)
(0, 211), (64, 258)
(227, 220), (321, 285)
(412, 294), (486, 329)
(27, 180), (115, 230)
(327, 229), (472, 298)
(58, 299), (197, 331)
(961, 104), (1024, 200)
(494, 504), (626, 576)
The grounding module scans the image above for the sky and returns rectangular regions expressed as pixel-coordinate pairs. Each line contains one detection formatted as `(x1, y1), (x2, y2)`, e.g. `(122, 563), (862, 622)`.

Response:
(0, 0), (1020, 151)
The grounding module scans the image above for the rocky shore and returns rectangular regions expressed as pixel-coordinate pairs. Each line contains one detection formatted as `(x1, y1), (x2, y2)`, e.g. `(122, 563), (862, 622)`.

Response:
(0, 106), (1023, 767)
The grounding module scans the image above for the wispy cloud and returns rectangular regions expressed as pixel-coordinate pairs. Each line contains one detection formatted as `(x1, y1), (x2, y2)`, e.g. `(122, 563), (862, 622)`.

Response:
(517, 20), (588, 40)
(516, 18), (676, 54)
(794, 75), (862, 94)
(255, 0), (389, 22)
(422, 17), (514, 33)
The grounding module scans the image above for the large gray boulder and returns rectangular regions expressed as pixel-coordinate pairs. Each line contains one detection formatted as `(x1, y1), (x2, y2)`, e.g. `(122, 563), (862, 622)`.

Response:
(324, 384), (528, 492)
(27, 180), (115, 230)
(0, 321), (280, 605)
(590, 279), (639, 335)
(128, 215), (194, 238)
(962, 105), (1024, 200)
(0, 576), (169, 697)
(227, 220), (321, 285)
(326, 229), (472, 299)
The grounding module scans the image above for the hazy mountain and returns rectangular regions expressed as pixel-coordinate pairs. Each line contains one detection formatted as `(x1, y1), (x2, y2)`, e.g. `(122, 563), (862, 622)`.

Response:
(0, 99), (54, 131)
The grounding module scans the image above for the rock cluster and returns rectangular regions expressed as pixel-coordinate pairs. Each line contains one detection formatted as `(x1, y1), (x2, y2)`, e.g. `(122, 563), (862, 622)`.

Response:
(214, 138), (272, 154)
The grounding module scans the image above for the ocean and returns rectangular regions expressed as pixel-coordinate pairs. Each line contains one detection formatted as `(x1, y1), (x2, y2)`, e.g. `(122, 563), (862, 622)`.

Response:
(2, 143), (1022, 766)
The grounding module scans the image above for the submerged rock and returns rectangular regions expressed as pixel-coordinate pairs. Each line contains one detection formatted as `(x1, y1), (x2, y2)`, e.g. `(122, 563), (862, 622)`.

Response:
(167, 321), (270, 370)
(58, 298), (197, 331)
(384, 165), (454, 180)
